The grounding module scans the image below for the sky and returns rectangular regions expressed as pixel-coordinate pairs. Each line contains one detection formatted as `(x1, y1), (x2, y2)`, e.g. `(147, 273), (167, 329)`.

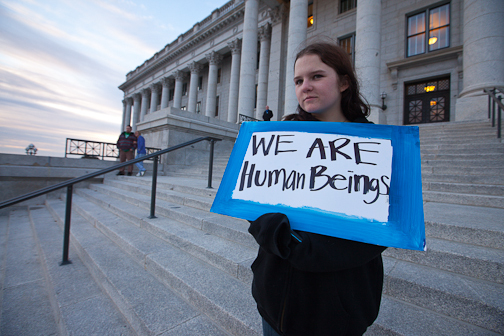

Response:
(0, 0), (229, 157)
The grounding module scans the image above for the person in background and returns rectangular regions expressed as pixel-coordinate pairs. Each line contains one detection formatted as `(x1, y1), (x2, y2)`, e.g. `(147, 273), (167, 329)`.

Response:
(262, 105), (273, 121)
(248, 42), (387, 336)
(116, 125), (137, 176)
(134, 131), (147, 176)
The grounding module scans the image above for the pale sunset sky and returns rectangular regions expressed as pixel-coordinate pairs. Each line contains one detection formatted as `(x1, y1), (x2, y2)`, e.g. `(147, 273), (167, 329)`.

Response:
(0, 0), (229, 157)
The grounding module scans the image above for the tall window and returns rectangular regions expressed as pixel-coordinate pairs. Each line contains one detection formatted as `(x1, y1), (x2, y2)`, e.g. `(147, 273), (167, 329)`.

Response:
(217, 68), (221, 84)
(339, 34), (355, 65)
(196, 101), (201, 113)
(182, 83), (188, 96)
(307, 1), (314, 28)
(340, 0), (356, 14)
(169, 89), (174, 101)
(407, 3), (450, 57)
(198, 76), (203, 90)
(215, 96), (219, 117)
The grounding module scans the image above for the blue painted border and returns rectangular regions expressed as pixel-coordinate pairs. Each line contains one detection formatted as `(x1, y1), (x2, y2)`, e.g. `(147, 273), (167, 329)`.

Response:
(211, 121), (425, 251)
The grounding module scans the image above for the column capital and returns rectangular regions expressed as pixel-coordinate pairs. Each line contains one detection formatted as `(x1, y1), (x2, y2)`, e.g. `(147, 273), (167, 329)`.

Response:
(125, 96), (133, 104)
(141, 88), (149, 97)
(228, 39), (242, 55)
(149, 83), (160, 93)
(173, 70), (186, 81)
(133, 92), (141, 100)
(188, 62), (203, 74)
(206, 51), (223, 66)
(268, 5), (285, 25)
(161, 76), (174, 87)
(258, 23), (271, 41)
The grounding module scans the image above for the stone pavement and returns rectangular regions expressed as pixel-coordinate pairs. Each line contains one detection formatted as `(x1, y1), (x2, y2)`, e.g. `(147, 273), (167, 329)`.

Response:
(1, 120), (503, 335)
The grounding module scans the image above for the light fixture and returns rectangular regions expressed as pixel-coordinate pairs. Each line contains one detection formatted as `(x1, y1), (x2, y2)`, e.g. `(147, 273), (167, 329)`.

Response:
(381, 92), (387, 111)
(25, 144), (37, 155)
(428, 36), (438, 45)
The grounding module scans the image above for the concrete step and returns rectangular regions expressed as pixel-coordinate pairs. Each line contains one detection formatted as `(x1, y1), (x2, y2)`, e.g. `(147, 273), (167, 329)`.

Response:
(423, 190), (504, 208)
(424, 202), (504, 250)
(422, 173), (503, 185)
(104, 179), (214, 211)
(0, 207), (135, 335)
(370, 296), (501, 336)
(115, 175), (219, 198)
(421, 166), (504, 177)
(422, 158), (504, 168)
(382, 258), (504, 334)
(383, 237), (504, 284)
(423, 181), (504, 196)
(73, 190), (255, 282)
(422, 153), (504, 161)
(45, 197), (260, 336)
(45, 198), (235, 336)
(86, 183), (255, 249)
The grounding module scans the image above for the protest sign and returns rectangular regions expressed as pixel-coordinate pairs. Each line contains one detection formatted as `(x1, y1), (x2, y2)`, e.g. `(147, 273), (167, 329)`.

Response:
(211, 121), (425, 251)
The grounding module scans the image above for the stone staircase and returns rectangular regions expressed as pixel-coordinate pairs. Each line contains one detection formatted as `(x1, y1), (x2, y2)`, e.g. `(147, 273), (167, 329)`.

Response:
(1, 120), (503, 335)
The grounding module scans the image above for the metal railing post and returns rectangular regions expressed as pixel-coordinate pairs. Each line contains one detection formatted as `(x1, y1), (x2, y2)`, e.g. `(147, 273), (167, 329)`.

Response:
(149, 156), (158, 218)
(60, 185), (73, 265)
(207, 139), (215, 189)
(498, 96), (502, 139)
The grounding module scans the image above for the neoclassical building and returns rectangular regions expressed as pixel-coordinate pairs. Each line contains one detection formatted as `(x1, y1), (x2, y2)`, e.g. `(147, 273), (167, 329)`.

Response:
(118, 0), (504, 161)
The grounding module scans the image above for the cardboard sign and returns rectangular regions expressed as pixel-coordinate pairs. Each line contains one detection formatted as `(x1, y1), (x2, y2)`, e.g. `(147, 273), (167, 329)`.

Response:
(211, 121), (425, 251)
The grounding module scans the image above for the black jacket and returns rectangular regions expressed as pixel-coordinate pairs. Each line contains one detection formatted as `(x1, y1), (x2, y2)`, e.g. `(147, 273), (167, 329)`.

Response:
(249, 213), (386, 335)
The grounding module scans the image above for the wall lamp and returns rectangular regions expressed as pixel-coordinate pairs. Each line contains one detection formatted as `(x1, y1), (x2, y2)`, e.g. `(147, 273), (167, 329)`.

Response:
(381, 92), (387, 110)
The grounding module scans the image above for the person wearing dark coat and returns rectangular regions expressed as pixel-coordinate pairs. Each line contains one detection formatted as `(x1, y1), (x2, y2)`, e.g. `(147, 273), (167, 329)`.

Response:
(249, 42), (387, 336)
(116, 125), (137, 175)
(263, 106), (274, 121)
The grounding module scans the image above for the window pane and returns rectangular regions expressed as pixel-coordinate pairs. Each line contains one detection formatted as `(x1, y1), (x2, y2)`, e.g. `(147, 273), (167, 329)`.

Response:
(408, 34), (425, 56)
(408, 13), (425, 36)
(429, 27), (449, 51)
(430, 4), (450, 29)
(438, 79), (449, 90)
(407, 85), (417, 95)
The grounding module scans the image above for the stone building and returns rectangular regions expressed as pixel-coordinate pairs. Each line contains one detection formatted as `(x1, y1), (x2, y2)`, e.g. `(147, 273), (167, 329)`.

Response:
(118, 0), (504, 165)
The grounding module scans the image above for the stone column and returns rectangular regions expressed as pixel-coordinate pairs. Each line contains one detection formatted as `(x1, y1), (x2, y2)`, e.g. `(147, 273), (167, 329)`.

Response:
(150, 83), (160, 113)
(188, 62), (203, 112)
(456, 0), (504, 120)
(160, 77), (171, 109)
(205, 51), (223, 117)
(124, 97), (132, 128)
(140, 88), (149, 121)
(284, 0), (308, 115)
(228, 39), (242, 123)
(132, 93), (141, 131)
(267, 6), (286, 120)
(121, 99), (127, 132)
(354, 0), (383, 124)
(256, 24), (272, 119)
(173, 70), (185, 109)
(237, 0), (259, 119)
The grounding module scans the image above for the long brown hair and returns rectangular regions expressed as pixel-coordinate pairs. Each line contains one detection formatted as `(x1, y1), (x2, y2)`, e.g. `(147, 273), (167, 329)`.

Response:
(284, 42), (369, 121)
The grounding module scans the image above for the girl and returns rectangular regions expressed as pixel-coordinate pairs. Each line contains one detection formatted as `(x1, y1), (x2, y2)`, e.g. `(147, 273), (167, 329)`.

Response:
(248, 42), (386, 336)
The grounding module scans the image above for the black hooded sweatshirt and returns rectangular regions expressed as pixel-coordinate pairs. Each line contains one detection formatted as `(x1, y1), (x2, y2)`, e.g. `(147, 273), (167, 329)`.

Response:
(249, 212), (386, 336)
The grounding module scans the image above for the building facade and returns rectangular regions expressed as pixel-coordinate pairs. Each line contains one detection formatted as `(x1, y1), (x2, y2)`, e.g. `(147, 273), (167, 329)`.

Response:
(118, 0), (504, 150)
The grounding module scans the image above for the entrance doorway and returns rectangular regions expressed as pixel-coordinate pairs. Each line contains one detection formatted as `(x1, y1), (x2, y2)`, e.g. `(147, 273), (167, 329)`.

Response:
(404, 77), (450, 124)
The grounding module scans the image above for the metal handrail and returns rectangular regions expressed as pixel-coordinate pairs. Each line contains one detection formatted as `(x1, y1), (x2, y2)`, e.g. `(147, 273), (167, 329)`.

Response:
(0, 136), (222, 265)
(484, 88), (503, 138)
(239, 114), (259, 123)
